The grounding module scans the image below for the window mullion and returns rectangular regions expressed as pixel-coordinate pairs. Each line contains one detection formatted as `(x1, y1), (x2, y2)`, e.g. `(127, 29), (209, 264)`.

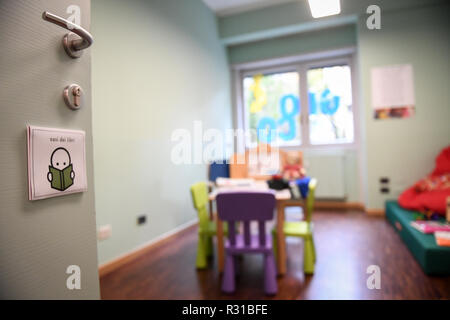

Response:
(299, 64), (310, 147)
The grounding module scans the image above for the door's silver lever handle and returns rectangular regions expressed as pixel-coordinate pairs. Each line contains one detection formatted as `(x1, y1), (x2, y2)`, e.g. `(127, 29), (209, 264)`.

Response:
(42, 11), (93, 58)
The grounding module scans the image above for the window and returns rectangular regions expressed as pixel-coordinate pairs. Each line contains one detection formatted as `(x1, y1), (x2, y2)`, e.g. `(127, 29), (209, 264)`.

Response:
(307, 65), (354, 145)
(239, 56), (355, 149)
(243, 71), (301, 147)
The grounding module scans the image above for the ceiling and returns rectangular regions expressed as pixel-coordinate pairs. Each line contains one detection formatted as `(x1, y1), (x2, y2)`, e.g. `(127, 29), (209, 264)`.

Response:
(202, 0), (298, 16)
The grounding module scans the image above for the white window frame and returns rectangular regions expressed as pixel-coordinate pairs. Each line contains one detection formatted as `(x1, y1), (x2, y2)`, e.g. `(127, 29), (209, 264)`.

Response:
(232, 47), (359, 152)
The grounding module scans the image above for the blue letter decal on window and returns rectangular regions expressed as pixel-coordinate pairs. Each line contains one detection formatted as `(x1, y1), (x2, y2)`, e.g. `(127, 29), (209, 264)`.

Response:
(278, 94), (299, 141)
(309, 92), (317, 115)
(319, 88), (340, 115)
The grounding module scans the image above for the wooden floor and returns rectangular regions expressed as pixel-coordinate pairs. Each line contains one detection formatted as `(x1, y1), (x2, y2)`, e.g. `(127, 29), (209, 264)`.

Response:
(100, 211), (450, 300)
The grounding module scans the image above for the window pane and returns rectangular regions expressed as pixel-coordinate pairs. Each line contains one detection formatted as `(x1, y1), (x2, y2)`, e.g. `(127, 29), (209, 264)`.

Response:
(307, 65), (354, 145)
(243, 72), (301, 147)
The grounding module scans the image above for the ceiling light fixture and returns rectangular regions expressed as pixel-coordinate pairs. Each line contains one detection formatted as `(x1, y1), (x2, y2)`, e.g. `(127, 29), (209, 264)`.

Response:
(308, 0), (341, 18)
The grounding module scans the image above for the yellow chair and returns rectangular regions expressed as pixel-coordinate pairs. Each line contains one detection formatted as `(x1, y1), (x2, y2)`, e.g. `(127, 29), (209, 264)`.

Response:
(190, 182), (228, 269)
(273, 178), (317, 274)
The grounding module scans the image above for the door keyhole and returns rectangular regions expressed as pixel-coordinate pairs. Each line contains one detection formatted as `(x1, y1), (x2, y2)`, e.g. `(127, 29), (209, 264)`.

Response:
(63, 84), (83, 110)
(73, 87), (81, 107)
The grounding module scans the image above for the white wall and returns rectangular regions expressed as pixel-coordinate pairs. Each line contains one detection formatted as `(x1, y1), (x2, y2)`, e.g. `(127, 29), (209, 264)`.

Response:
(92, 0), (232, 264)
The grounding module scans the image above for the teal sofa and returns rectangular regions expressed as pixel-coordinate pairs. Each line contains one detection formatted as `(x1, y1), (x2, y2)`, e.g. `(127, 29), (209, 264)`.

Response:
(385, 200), (450, 275)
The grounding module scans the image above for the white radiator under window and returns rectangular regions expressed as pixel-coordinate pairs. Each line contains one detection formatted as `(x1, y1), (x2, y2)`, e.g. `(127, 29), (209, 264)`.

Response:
(304, 154), (347, 199)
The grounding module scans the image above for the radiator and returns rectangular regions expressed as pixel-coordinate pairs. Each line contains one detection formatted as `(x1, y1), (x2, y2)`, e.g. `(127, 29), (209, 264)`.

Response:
(304, 154), (347, 199)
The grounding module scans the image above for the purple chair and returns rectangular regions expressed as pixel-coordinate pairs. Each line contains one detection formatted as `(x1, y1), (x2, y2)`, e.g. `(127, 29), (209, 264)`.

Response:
(216, 191), (277, 295)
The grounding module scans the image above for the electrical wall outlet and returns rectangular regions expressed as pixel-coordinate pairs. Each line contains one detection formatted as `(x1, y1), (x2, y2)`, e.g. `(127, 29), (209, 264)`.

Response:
(380, 176), (390, 194)
(98, 224), (112, 241)
(137, 215), (147, 225)
(380, 187), (390, 194)
(379, 177), (390, 184)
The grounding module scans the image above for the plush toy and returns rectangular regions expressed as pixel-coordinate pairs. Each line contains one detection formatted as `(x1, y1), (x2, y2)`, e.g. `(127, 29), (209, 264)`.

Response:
(282, 151), (306, 181)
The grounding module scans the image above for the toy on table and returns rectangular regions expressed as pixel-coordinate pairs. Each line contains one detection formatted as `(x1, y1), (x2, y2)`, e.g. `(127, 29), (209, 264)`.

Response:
(280, 151), (307, 199)
(282, 151), (306, 180)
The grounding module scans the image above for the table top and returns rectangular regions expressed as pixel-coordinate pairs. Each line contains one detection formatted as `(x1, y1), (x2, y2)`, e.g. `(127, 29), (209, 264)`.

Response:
(208, 179), (291, 201)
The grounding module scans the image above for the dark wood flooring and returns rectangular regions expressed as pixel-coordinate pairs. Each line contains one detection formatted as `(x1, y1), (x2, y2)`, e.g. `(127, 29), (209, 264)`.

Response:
(100, 211), (450, 299)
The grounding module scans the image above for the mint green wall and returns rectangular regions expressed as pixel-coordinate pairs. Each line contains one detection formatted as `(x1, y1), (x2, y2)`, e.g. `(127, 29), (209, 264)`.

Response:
(228, 25), (356, 64)
(358, 3), (450, 209)
(92, 0), (232, 264)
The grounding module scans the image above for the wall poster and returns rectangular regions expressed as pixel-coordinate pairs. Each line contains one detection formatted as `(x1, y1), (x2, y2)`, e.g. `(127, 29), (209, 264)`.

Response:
(371, 64), (415, 120)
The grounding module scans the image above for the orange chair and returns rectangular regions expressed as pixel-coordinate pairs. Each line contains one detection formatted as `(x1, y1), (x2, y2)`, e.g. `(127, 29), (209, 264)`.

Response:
(229, 153), (248, 179)
(229, 144), (281, 180)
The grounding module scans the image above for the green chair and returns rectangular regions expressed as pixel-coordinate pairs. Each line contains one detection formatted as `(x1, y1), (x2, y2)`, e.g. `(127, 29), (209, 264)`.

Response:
(273, 178), (317, 274)
(190, 182), (228, 269)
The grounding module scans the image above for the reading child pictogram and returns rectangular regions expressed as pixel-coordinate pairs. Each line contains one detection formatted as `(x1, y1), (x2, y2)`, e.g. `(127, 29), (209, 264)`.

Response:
(47, 147), (75, 191)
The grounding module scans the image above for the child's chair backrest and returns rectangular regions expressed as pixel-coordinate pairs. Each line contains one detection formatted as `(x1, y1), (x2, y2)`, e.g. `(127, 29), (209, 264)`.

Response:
(209, 161), (230, 183)
(229, 153), (248, 178)
(190, 182), (210, 230)
(230, 144), (279, 180)
(305, 178), (317, 222)
(216, 191), (275, 247)
(247, 144), (280, 179)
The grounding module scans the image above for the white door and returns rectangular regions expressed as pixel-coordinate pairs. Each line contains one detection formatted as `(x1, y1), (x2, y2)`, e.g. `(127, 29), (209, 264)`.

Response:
(0, 0), (99, 299)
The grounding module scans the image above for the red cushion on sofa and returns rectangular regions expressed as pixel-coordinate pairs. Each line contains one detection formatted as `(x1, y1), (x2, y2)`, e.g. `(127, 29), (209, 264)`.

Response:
(431, 145), (450, 176)
(398, 146), (450, 215)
